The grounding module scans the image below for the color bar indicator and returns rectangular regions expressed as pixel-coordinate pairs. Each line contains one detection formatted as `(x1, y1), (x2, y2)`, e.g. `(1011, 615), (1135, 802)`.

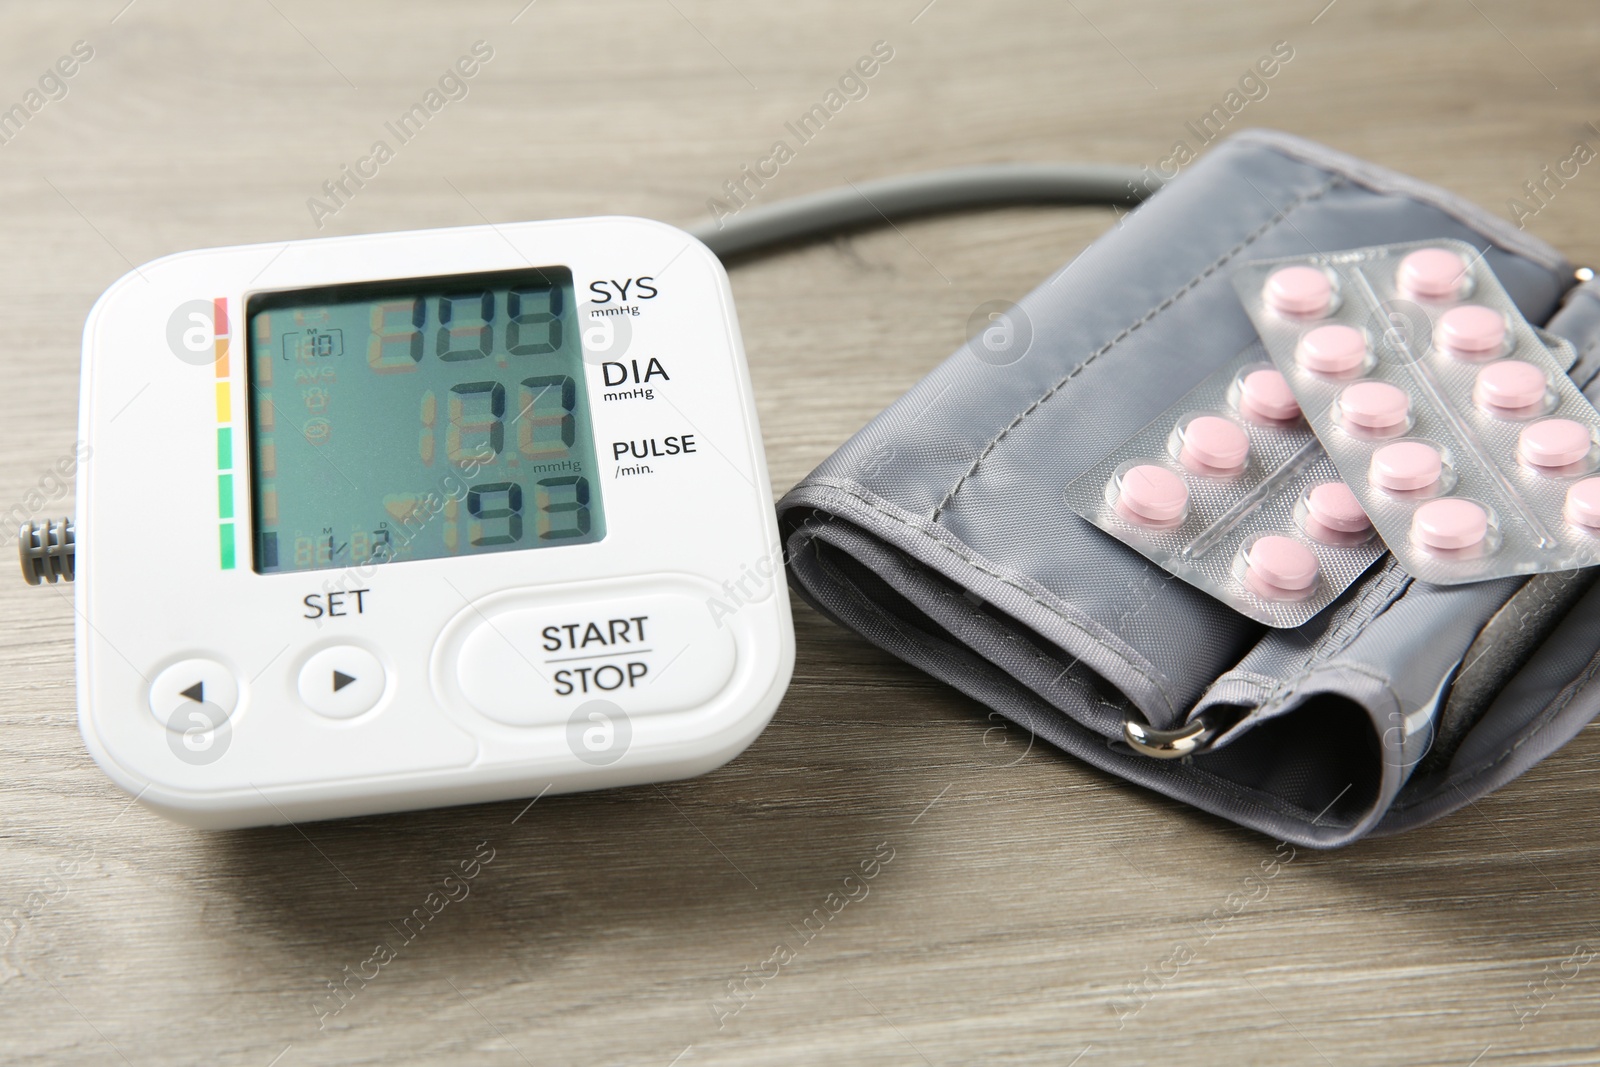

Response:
(214, 296), (236, 569)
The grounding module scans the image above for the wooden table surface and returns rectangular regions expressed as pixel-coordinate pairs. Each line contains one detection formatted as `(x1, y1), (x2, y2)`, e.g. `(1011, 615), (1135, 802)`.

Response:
(3, 1), (1599, 1064)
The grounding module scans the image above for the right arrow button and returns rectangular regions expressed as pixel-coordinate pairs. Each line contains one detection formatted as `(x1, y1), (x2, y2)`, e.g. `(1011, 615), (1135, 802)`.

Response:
(298, 647), (386, 719)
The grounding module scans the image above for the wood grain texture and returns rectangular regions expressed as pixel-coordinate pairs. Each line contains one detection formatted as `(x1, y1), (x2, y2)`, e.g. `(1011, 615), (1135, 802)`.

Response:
(2, 1), (1599, 1064)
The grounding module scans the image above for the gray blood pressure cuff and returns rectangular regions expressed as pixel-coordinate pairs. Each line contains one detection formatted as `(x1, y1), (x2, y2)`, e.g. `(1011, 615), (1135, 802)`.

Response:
(777, 129), (1600, 847)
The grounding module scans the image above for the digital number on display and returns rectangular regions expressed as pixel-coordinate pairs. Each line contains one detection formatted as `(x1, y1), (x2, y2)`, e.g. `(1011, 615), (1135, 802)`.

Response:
(246, 266), (606, 574)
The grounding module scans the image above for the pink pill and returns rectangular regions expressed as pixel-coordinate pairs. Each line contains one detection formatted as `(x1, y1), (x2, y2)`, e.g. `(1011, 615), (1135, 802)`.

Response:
(1436, 304), (1508, 356)
(1565, 478), (1600, 529)
(1116, 464), (1189, 524)
(1238, 369), (1301, 421)
(1474, 360), (1547, 413)
(1339, 380), (1411, 433)
(1178, 415), (1249, 472)
(1518, 418), (1593, 469)
(1264, 266), (1334, 317)
(1296, 324), (1369, 375)
(1370, 441), (1443, 492)
(1305, 482), (1371, 533)
(1411, 498), (1489, 551)
(1397, 247), (1470, 300)
(1243, 535), (1320, 598)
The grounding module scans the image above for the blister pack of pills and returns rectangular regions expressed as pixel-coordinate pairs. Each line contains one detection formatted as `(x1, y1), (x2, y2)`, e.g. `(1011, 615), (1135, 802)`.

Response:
(1234, 239), (1600, 585)
(1063, 348), (1386, 627)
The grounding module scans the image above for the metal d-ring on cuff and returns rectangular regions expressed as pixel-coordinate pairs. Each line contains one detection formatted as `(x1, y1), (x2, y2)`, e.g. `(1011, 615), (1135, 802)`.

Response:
(1123, 716), (1219, 759)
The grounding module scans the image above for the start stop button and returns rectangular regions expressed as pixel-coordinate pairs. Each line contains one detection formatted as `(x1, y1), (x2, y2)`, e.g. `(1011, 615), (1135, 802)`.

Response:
(444, 585), (737, 727)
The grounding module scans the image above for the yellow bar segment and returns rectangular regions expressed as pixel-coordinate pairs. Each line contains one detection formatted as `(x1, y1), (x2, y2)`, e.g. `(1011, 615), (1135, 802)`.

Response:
(215, 381), (230, 422)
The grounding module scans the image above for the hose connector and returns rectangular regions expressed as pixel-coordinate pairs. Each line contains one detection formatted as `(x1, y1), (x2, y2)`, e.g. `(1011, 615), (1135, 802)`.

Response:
(20, 518), (74, 585)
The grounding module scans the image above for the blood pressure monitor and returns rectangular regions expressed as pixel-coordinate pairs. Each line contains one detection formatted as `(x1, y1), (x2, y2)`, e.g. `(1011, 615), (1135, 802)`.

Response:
(75, 216), (794, 828)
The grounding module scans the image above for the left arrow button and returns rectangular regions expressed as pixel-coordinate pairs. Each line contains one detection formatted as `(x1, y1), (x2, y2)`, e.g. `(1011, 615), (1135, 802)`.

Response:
(148, 659), (239, 729)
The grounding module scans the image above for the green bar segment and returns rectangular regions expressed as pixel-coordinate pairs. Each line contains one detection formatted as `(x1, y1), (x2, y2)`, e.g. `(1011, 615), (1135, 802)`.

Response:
(219, 523), (236, 570)
(217, 427), (233, 470)
(217, 474), (234, 519)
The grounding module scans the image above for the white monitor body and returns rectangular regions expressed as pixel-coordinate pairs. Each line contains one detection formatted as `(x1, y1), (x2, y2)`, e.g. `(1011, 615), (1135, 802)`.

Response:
(75, 217), (793, 829)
